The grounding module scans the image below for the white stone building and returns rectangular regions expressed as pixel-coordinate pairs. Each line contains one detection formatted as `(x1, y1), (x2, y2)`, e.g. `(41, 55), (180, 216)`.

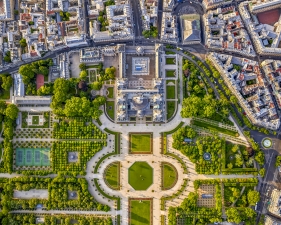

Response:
(208, 52), (280, 130)
(204, 6), (256, 57)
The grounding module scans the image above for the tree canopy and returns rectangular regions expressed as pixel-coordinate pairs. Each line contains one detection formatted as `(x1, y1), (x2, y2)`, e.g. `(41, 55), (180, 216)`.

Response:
(5, 104), (19, 120)
(181, 95), (218, 118)
(247, 190), (260, 206)
(0, 74), (13, 91)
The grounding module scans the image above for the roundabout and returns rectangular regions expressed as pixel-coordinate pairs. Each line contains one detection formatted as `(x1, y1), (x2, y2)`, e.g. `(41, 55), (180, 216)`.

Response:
(262, 138), (272, 148)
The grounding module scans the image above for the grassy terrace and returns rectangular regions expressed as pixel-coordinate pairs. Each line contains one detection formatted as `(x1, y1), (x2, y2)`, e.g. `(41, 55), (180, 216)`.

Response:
(106, 101), (115, 120)
(166, 70), (176, 77)
(192, 120), (238, 137)
(129, 133), (152, 154)
(165, 57), (176, 65)
(104, 162), (120, 190)
(166, 85), (176, 99)
(166, 101), (176, 120)
(129, 199), (152, 225)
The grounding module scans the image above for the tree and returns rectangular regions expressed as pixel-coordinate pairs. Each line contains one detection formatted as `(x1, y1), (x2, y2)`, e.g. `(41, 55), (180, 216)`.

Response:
(226, 208), (241, 224)
(93, 96), (106, 106)
(227, 162), (233, 169)
(79, 70), (87, 79)
(19, 38), (27, 48)
(275, 156), (281, 167)
(255, 151), (265, 165)
(79, 63), (86, 70)
(5, 104), (19, 120)
(1, 74), (13, 91)
(235, 154), (243, 167)
(98, 16), (104, 23)
(180, 192), (198, 212)
(0, 101), (7, 114)
(142, 30), (150, 38)
(19, 64), (35, 83)
(181, 95), (217, 118)
(37, 84), (53, 96)
(232, 145), (239, 153)
(259, 168), (265, 177)
(243, 207), (256, 219)
(247, 190), (260, 206)
(91, 81), (102, 90)
(64, 97), (92, 117)
(39, 66), (49, 76)
(3, 51), (11, 63)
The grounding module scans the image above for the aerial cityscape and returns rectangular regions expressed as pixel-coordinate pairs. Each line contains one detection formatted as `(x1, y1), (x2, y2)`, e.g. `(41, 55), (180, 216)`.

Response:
(1, 0), (281, 224)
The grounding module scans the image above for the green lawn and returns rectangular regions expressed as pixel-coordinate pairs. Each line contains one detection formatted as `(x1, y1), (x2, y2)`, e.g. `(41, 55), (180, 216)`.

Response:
(192, 120), (238, 137)
(165, 57), (176, 65)
(130, 133), (152, 153)
(0, 89), (10, 100)
(106, 101), (115, 120)
(162, 163), (177, 190)
(167, 101), (176, 120)
(104, 162), (120, 190)
(166, 85), (176, 99)
(166, 70), (176, 77)
(129, 162), (153, 190)
(32, 116), (39, 125)
(107, 87), (114, 98)
(130, 199), (151, 225)
(88, 69), (97, 82)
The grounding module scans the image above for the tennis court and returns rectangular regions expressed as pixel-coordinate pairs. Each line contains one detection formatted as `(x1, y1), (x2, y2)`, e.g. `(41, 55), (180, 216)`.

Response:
(16, 148), (51, 166)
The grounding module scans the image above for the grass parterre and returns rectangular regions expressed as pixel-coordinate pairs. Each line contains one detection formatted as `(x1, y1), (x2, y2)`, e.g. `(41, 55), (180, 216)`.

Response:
(129, 133), (153, 154)
(104, 161), (120, 190)
(161, 162), (178, 190)
(129, 198), (152, 225)
(128, 162), (153, 191)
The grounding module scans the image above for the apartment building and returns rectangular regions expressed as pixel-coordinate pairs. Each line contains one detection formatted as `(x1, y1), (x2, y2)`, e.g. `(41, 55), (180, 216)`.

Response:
(163, 0), (174, 11)
(45, 0), (87, 50)
(139, 0), (158, 30)
(202, 0), (233, 10)
(92, 3), (134, 42)
(208, 52), (280, 130)
(204, 6), (256, 57)
(160, 12), (178, 44)
(0, 0), (14, 21)
(239, 1), (281, 56)
(261, 59), (281, 109)
(19, 3), (47, 60)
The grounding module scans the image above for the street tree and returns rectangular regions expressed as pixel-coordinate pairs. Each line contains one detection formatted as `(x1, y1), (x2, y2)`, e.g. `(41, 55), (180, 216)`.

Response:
(247, 190), (260, 206)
